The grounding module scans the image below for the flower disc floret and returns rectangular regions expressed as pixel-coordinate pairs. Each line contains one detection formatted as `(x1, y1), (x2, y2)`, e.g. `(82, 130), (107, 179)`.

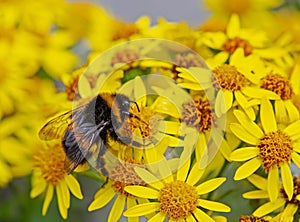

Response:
(212, 64), (247, 91)
(258, 130), (293, 172)
(159, 180), (198, 220)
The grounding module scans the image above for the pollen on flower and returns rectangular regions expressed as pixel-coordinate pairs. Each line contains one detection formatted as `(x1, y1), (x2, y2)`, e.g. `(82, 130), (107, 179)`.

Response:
(34, 144), (67, 185)
(258, 130), (293, 172)
(239, 215), (269, 222)
(159, 180), (198, 220)
(280, 176), (300, 205)
(212, 64), (247, 91)
(181, 95), (213, 132)
(261, 74), (293, 100)
(111, 49), (140, 66)
(173, 53), (206, 68)
(110, 157), (146, 198)
(128, 106), (159, 139)
(222, 37), (253, 56)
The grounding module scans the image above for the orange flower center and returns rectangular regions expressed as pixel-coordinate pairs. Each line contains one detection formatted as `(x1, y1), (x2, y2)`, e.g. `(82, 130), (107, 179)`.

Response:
(258, 130), (293, 172)
(281, 176), (300, 205)
(110, 158), (146, 198)
(111, 49), (140, 66)
(174, 53), (206, 68)
(239, 215), (269, 222)
(212, 64), (247, 91)
(222, 37), (253, 56)
(159, 180), (198, 220)
(34, 144), (67, 185)
(181, 95), (213, 132)
(261, 74), (293, 100)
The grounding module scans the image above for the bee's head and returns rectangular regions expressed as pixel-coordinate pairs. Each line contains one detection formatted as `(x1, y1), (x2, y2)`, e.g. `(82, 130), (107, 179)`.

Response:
(114, 94), (130, 119)
(113, 94), (142, 123)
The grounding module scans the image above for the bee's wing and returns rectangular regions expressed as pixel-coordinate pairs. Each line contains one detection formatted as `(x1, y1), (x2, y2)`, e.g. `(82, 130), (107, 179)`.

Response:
(39, 108), (84, 141)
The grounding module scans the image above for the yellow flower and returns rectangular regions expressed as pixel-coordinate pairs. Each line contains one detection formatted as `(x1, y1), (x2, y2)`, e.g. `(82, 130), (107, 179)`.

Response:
(222, 48), (299, 124)
(230, 99), (300, 202)
(145, 18), (200, 52)
(260, 73), (299, 123)
(243, 174), (300, 221)
(202, 14), (269, 59)
(30, 142), (83, 219)
(202, 0), (281, 36)
(123, 155), (230, 221)
(0, 113), (35, 186)
(88, 157), (149, 222)
(206, 49), (279, 119)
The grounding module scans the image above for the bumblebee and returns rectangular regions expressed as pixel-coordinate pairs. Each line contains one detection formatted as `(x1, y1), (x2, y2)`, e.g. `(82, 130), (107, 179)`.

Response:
(39, 93), (142, 174)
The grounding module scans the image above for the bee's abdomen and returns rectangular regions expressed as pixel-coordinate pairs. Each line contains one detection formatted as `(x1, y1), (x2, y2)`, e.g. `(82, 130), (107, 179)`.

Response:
(62, 128), (86, 166)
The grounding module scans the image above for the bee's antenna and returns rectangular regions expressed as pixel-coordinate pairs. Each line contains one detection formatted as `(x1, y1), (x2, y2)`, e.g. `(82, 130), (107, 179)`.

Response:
(130, 101), (140, 112)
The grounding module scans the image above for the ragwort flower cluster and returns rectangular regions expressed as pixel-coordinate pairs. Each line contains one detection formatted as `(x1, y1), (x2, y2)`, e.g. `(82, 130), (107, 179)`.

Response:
(2, 0), (300, 221)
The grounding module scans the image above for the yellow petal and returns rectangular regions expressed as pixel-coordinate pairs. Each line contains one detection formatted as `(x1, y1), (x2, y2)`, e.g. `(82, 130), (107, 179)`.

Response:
(127, 197), (136, 209)
(42, 185), (54, 216)
(243, 190), (269, 199)
(193, 208), (214, 222)
(134, 76), (146, 105)
(134, 167), (164, 190)
(268, 167), (279, 202)
(197, 199), (230, 212)
(177, 154), (191, 182)
(224, 90), (233, 112)
(260, 98), (277, 133)
(281, 203), (298, 221)
(178, 82), (204, 90)
(56, 182), (69, 219)
(218, 137), (232, 161)
(188, 67), (213, 83)
(253, 199), (285, 217)
(59, 179), (70, 208)
(241, 87), (280, 100)
(186, 214), (197, 222)
(233, 110), (264, 139)
(88, 186), (115, 211)
(283, 119), (300, 138)
(234, 91), (248, 109)
(65, 175), (83, 199)
(124, 186), (159, 199)
(234, 158), (261, 180)
(281, 162), (293, 201)
(30, 179), (47, 198)
(247, 174), (267, 190)
(230, 123), (258, 145)
(215, 90), (225, 117)
(292, 152), (300, 168)
(285, 100), (299, 122)
(196, 132), (209, 163)
(108, 195), (126, 222)
(197, 177), (226, 195)
(148, 212), (166, 222)
(186, 162), (205, 186)
(227, 14), (240, 38)
(163, 121), (181, 135)
(230, 147), (259, 161)
(123, 202), (160, 217)
(275, 100), (287, 123)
